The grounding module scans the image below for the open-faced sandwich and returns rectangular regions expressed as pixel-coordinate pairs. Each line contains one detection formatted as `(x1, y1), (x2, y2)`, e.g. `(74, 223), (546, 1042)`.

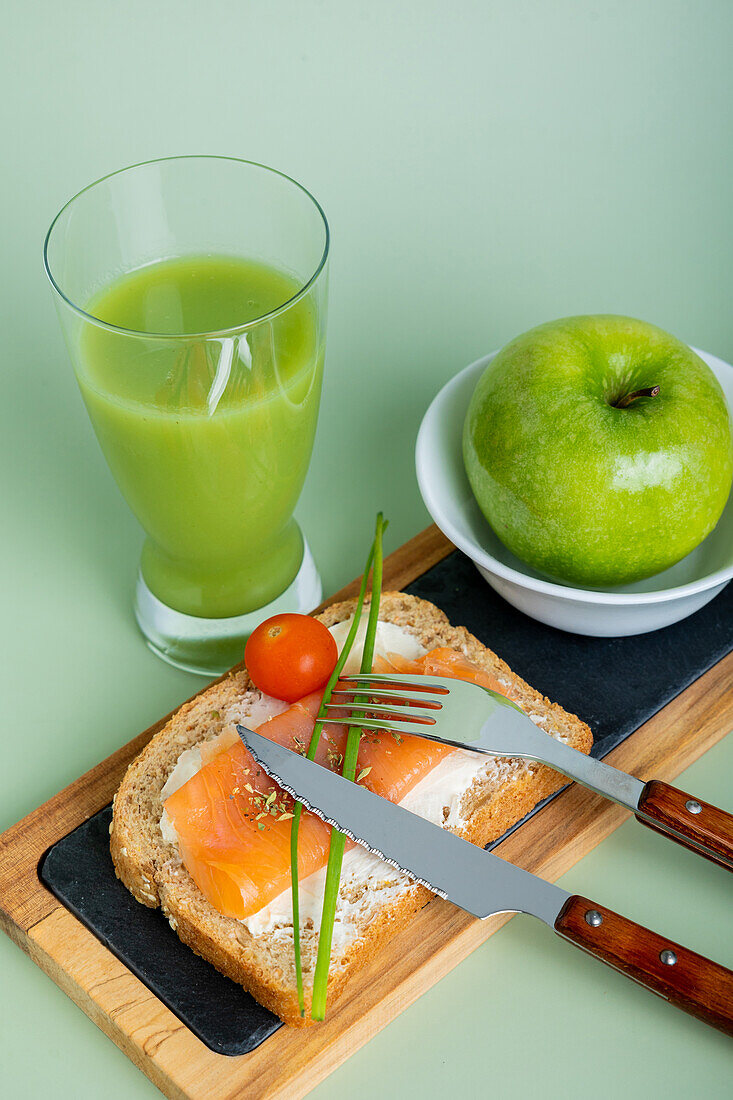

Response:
(111, 517), (592, 1025)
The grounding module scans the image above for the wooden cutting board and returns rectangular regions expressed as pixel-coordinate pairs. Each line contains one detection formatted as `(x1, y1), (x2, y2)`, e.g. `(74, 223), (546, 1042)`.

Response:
(1, 526), (732, 1100)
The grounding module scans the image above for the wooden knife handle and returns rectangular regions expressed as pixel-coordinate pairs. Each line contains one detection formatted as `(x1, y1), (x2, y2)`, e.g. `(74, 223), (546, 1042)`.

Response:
(635, 780), (733, 871)
(555, 895), (733, 1036)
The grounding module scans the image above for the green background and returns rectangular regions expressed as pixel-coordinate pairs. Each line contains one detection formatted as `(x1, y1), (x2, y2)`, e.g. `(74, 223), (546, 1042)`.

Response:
(1, 1), (732, 1096)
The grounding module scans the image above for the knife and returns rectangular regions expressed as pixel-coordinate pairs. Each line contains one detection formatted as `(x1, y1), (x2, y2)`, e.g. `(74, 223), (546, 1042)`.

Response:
(238, 725), (733, 1036)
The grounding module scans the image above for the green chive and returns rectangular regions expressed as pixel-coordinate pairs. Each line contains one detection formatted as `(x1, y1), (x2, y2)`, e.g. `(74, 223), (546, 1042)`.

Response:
(310, 512), (385, 1021)
(289, 527), (384, 1017)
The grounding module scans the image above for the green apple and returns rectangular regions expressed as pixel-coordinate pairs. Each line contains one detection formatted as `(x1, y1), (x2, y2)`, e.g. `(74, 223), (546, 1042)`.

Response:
(463, 315), (733, 587)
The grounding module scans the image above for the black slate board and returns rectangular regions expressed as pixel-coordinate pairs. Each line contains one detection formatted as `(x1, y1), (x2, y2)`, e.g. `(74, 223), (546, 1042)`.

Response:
(40, 805), (279, 1056)
(39, 550), (733, 1056)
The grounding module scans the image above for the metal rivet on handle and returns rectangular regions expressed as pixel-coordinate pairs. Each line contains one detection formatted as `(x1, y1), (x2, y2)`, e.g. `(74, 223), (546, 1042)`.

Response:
(585, 910), (603, 927)
(660, 949), (677, 966)
(685, 800), (702, 815)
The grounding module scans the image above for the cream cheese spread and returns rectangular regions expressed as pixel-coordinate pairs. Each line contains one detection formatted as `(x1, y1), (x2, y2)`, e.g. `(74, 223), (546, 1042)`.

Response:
(327, 616), (426, 674)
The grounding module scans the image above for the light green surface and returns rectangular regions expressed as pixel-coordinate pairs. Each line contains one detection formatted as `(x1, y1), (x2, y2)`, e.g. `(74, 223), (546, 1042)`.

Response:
(1, 1), (732, 1097)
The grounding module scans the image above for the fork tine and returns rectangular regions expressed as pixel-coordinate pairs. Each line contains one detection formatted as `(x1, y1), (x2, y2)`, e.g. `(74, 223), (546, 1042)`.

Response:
(319, 715), (463, 751)
(320, 715), (432, 735)
(321, 701), (438, 723)
(330, 687), (443, 705)
(340, 674), (450, 694)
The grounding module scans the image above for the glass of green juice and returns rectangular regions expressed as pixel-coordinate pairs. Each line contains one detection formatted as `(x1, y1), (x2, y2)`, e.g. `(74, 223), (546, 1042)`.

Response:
(44, 156), (329, 675)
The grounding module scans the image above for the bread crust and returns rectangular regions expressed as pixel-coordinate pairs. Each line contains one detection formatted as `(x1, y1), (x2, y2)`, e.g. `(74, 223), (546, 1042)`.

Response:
(111, 592), (592, 1025)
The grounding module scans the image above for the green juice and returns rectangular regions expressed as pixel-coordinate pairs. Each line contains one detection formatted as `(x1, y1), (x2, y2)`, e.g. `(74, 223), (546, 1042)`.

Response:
(78, 255), (324, 618)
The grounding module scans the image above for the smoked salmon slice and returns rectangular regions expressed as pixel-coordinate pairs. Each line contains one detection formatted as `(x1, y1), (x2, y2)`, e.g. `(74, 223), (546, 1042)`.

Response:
(164, 648), (515, 920)
(375, 645), (509, 695)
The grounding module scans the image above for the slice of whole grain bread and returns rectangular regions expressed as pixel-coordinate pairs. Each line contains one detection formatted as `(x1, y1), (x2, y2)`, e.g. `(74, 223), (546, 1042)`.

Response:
(111, 592), (592, 1025)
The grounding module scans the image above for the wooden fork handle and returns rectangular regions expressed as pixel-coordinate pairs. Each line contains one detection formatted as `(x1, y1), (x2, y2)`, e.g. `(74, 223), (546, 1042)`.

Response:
(555, 895), (733, 1036)
(635, 781), (733, 871)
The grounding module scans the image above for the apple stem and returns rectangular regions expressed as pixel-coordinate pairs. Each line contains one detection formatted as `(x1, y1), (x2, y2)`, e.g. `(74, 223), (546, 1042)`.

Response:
(614, 385), (660, 409)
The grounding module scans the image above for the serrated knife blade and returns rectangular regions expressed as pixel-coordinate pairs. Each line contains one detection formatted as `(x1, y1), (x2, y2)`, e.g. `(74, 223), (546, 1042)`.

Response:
(237, 726), (569, 926)
(235, 726), (733, 1035)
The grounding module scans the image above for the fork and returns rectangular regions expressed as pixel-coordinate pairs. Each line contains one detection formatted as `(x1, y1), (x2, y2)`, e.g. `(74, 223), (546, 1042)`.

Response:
(322, 673), (733, 871)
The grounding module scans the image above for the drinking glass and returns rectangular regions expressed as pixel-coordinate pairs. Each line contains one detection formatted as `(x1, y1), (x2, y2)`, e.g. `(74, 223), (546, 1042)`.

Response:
(44, 156), (329, 675)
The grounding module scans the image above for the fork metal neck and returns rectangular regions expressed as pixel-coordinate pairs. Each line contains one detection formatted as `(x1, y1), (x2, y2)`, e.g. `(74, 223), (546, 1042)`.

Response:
(478, 714), (646, 813)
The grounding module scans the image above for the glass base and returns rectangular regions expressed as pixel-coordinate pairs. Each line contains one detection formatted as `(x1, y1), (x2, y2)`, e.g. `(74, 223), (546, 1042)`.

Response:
(134, 538), (322, 677)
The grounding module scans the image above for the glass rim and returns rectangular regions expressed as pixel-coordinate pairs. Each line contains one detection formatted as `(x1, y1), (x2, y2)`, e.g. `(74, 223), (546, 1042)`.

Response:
(43, 154), (330, 340)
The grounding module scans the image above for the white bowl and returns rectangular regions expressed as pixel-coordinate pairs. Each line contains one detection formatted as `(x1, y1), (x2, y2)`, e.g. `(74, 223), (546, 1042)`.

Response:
(416, 347), (733, 637)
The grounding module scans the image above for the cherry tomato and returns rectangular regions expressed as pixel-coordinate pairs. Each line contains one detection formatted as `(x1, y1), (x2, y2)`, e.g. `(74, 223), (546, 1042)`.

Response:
(245, 613), (338, 703)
